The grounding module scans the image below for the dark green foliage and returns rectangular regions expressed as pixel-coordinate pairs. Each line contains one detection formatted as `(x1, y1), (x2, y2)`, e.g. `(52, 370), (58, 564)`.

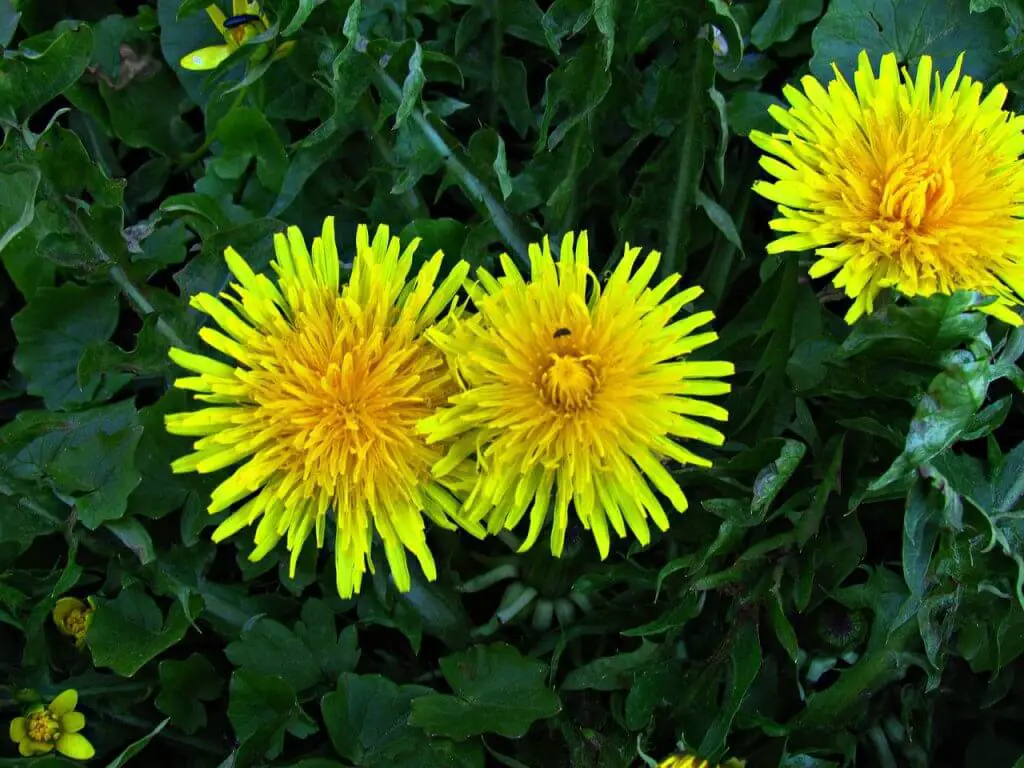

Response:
(2, 0), (1024, 766)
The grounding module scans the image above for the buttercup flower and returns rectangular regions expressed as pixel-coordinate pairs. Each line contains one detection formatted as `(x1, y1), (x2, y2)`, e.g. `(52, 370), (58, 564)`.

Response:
(165, 218), (482, 598)
(420, 233), (733, 557)
(658, 754), (745, 768)
(52, 597), (94, 648)
(9, 690), (94, 759)
(180, 0), (295, 71)
(751, 51), (1024, 325)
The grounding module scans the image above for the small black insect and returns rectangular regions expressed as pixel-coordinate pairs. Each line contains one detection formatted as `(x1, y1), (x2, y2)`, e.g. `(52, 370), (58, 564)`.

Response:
(553, 327), (572, 338)
(223, 13), (262, 29)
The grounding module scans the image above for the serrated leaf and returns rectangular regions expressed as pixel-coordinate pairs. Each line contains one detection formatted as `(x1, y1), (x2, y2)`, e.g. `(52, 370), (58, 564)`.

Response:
(810, 0), (1006, 81)
(156, 654), (223, 734)
(410, 643), (561, 740)
(12, 283), (126, 410)
(0, 401), (143, 528)
(88, 585), (199, 677)
(225, 617), (322, 693)
(751, 0), (823, 50)
(396, 43), (425, 130)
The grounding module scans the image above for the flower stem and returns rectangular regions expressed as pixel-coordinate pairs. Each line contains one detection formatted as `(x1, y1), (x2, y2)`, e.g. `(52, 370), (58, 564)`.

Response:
(368, 62), (530, 265)
(108, 266), (188, 349)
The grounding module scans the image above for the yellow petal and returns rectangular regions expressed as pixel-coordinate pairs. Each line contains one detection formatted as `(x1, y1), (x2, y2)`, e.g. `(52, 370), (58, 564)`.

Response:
(60, 712), (86, 734)
(9, 717), (26, 742)
(56, 733), (95, 761)
(48, 689), (78, 716)
(180, 44), (233, 71)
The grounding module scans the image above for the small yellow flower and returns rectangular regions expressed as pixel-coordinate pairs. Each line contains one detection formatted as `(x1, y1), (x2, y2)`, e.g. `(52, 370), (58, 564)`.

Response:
(751, 50), (1024, 325)
(8, 690), (94, 760)
(420, 233), (734, 557)
(658, 754), (746, 768)
(52, 597), (94, 648)
(180, 0), (295, 72)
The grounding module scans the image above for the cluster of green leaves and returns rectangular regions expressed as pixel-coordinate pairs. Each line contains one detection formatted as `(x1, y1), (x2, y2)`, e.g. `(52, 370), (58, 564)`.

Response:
(3, 0), (1024, 766)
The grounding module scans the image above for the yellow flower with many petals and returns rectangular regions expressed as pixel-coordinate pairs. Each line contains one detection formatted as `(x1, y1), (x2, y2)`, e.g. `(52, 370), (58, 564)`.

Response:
(419, 233), (734, 557)
(52, 597), (94, 648)
(751, 50), (1024, 325)
(658, 754), (746, 768)
(180, 0), (295, 72)
(165, 218), (482, 598)
(9, 690), (94, 760)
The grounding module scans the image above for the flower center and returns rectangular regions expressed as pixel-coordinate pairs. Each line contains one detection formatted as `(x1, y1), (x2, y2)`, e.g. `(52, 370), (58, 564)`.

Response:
(26, 711), (59, 743)
(65, 608), (87, 638)
(541, 354), (597, 411)
(877, 153), (955, 229)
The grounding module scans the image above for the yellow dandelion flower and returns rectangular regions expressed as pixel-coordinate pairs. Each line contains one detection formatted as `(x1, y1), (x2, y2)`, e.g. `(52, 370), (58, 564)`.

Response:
(419, 233), (734, 557)
(165, 218), (482, 598)
(180, 0), (295, 71)
(658, 754), (746, 768)
(9, 690), (95, 760)
(750, 50), (1024, 325)
(52, 597), (94, 648)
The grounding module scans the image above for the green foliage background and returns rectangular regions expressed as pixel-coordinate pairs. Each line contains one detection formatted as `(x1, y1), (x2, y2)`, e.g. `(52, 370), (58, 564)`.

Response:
(2, 0), (1024, 765)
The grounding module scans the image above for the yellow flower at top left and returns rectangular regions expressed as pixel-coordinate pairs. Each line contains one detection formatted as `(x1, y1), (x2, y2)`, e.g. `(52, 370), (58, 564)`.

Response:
(9, 690), (94, 760)
(181, 0), (295, 72)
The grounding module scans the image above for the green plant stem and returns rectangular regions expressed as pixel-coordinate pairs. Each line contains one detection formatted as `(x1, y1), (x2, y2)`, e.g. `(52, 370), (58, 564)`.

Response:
(369, 62), (530, 265)
(108, 265), (188, 349)
(787, 619), (920, 732)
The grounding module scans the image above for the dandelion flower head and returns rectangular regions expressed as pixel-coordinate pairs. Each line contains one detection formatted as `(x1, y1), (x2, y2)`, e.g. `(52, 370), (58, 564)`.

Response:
(420, 233), (734, 558)
(751, 51), (1024, 325)
(165, 218), (480, 598)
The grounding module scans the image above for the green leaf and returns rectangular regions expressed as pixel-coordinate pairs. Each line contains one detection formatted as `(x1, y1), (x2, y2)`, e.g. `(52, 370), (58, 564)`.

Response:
(752, 439), (806, 516)
(295, 599), (361, 683)
(88, 585), (199, 677)
(321, 674), (431, 763)
(0, 401), (142, 528)
(410, 643), (561, 740)
(0, 22), (94, 121)
(0, 0), (18, 47)
(695, 189), (744, 255)
(0, 163), (41, 256)
(593, 0), (616, 69)
(12, 283), (126, 410)
(810, 0), (1007, 81)
(156, 654), (223, 734)
(903, 479), (942, 599)
(282, 0), (328, 35)
(211, 107), (288, 192)
(99, 68), (194, 157)
(561, 640), (660, 692)
(493, 135), (513, 201)
(697, 621), (762, 756)
(104, 718), (170, 768)
(751, 0), (823, 50)
(396, 42), (425, 130)
(225, 617), (323, 693)
(228, 669), (316, 762)
(872, 351), (991, 490)
(105, 517), (156, 565)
